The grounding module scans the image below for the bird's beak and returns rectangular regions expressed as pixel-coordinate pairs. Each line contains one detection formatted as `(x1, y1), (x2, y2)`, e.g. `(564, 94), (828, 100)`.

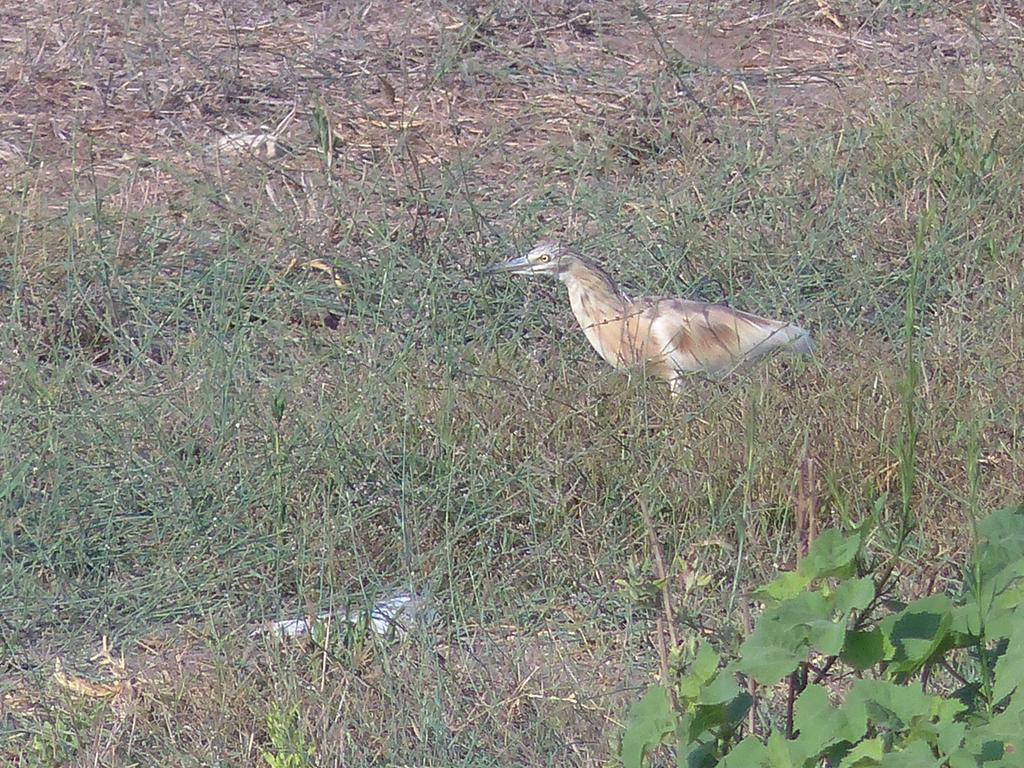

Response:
(484, 255), (532, 275)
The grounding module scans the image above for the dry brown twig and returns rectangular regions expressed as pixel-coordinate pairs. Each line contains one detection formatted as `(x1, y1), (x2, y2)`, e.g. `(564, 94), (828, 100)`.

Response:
(638, 496), (678, 686)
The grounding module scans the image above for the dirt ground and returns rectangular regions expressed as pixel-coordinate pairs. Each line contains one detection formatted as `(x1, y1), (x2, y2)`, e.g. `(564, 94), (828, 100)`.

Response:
(2, 1), (1022, 765)
(3, 1), (1020, 223)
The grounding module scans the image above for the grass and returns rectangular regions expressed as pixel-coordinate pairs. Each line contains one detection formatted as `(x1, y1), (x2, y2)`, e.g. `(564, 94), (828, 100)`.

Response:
(1, 1), (1023, 765)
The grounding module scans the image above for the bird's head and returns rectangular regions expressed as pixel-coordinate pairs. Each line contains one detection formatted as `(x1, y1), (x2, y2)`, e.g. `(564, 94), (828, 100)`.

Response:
(485, 239), (574, 277)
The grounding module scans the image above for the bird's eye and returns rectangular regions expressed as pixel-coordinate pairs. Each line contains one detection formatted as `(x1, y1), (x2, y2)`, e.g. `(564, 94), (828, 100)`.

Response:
(539, 254), (550, 263)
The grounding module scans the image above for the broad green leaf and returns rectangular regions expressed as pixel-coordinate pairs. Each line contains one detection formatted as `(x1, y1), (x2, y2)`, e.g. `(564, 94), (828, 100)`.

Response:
(949, 681), (985, 718)
(834, 576), (876, 614)
(765, 731), (796, 768)
(975, 505), (1024, 578)
(849, 681), (915, 732)
(932, 696), (969, 724)
(724, 693), (753, 728)
(994, 610), (1024, 703)
(676, 739), (716, 768)
(687, 703), (727, 741)
(621, 686), (675, 768)
(877, 739), (938, 767)
(793, 684), (869, 757)
(719, 736), (768, 767)
(996, 673), (1024, 720)
(847, 680), (946, 733)
(991, 564), (1024, 608)
(899, 696), (967, 758)
(879, 594), (953, 676)
(962, 692), (1024, 757)
(838, 736), (884, 767)
(949, 603), (980, 638)
(947, 748), (989, 768)
(936, 720), (967, 757)
(679, 642), (720, 699)
(738, 591), (843, 684)
(960, 559), (1024, 637)
(960, 705), (1024, 763)
(681, 695), (752, 748)
(842, 628), (886, 670)
(733, 645), (801, 686)
(806, 616), (848, 656)
(777, 590), (834, 626)
(675, 712), (694, 750)
(775, 591), (847, 655)
(798, 529), (862, 580)
(696, 671), (739, 706)
(963, 505), (1024, 632)
(756, 570), (811, 602)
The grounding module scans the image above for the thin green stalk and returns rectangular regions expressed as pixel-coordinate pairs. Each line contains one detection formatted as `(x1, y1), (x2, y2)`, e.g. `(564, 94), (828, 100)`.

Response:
(893, 207), (931, 556)
(966, 426), (994, 713)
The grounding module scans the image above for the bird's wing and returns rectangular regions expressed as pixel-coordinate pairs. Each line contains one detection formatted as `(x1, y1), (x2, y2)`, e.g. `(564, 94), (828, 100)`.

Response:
(643, 298), (809, 375)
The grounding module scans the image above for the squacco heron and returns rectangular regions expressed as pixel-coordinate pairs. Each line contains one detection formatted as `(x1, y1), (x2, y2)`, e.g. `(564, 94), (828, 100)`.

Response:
(487, 240), (812, 394)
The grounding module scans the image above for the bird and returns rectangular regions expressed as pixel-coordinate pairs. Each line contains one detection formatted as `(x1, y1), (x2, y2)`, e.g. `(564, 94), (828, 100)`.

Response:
(486, 239), (812, 395)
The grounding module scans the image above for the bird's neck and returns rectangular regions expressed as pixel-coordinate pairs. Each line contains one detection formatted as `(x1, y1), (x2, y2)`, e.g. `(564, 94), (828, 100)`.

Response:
(559, 257), (629, 321)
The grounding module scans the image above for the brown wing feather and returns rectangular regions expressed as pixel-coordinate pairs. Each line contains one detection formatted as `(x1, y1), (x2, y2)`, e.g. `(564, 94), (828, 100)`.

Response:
(643, 299), (809, 376)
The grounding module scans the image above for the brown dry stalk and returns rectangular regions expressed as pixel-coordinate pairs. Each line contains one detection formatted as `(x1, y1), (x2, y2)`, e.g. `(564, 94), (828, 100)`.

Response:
(638, 496), (678, 684)
(794, 449), (819, 562)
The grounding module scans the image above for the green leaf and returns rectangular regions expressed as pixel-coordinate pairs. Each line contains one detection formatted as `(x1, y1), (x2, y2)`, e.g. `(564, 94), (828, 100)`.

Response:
(993, 608), (1024, 703)
(838, 736), (883, 767)
(738, 586), (855, 683)
(960, 704), (1024, 764)
(847, 680), (947, 733)
(676, 739), (716, 768)
(793, 684), (869, 758)
(842, 628), (886, 670)
(879, 594), (953, 676)
(931, 696), (968, 725)
(310, 104), (332, 154)
(756, 570), (811, 602)
(936, 720), (967, 757)
(765, 731), (796, 768)
(964, 505), (1024, 632)
(621, 686), (675, 768)
(719, 736), (768, 767)
(682, 693), (752, 747)
(798, 528), (863, 581)
(893, 695), (967, 760)
(947, 749), (986, 768)
(834, 576), (876, 614)
(688, 703), (730, 743)
(877, 739), (938, 767)
(679, 642), (720, 699)
(724, 693), (754, 728)
(696, 671), (739, 706)
(976, 505), (1024, 576)
(988, 579), (1024, 639)
(806, 615), (848, 656)
(782, 591), (846, 650)
(961, 558), (1024, 637)
(733, 645), (802, 686)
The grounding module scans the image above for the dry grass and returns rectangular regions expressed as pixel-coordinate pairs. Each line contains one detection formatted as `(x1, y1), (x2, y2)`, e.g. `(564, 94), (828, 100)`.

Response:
(2, 1), (1023, 765)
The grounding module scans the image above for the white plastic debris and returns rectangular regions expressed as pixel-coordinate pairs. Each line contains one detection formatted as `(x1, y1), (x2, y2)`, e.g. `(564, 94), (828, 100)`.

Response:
(216, 107), (296, 161)
(216, 133), (283, 159)
(266, 616), (321, 639)
(262, 591), (431, 641)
